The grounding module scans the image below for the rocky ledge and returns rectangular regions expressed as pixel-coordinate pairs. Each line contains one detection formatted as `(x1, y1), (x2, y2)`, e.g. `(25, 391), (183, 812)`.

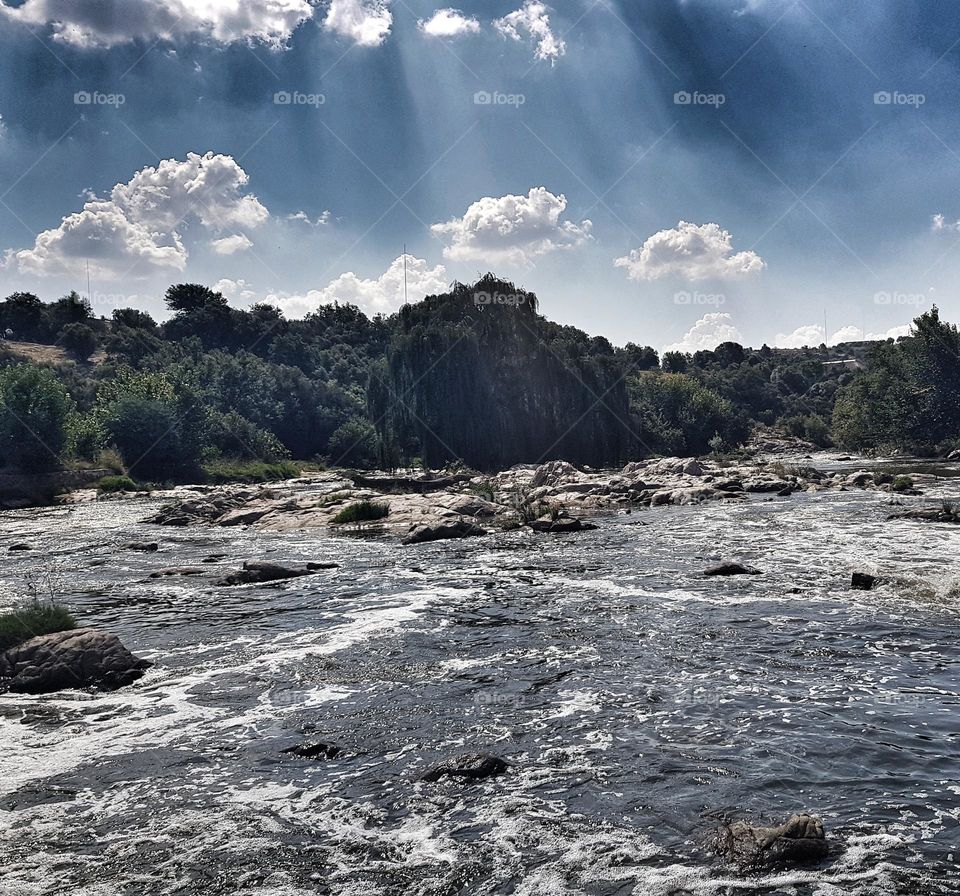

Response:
(144, 457), (888, 544)
(0, 628), (151, 694)
(716, 813), (829, 868)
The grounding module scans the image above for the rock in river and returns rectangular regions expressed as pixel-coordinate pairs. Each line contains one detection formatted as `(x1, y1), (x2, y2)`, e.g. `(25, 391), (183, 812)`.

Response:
(282, 742), (341, 760)
(703, 562), (762, 576)
(716, 813), (829, 868)
(0, 628), (151, 694)
(421, 752), (509, 783)
(220, 561), (322, 586)
(401, 520), (487, 545)
(528, 515), (599, 534)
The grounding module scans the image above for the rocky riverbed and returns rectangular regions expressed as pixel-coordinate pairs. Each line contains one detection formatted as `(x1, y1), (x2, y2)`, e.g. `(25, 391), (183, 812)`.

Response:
(1, 452), (959, 895)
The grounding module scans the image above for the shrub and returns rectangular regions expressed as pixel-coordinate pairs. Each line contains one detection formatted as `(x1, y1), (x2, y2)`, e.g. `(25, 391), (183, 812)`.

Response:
(0, 364), (75, 472)
(0, 600), (76, 651)
(96, 474), (139, 492)
(327, 417), (380, 468)
(203, 459), (300, 484)
(891, 475), (914, 492)
(59, 323), (98, 359)
(331, 500), (390, 524)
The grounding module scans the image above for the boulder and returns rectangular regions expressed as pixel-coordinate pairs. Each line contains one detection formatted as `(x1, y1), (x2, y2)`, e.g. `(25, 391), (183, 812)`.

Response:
(530, 460), (579, 489)
(220, 561), (318, 586)
(401, 520), (487, 545)
(851, 572), (877, 590)
(0, 628), (151, 694)
(421, 752), (508, 783)
(845, 470), (874, 488)
(528, 516), (599, 534)
(703, 562), (761, 576)
(716, 813), (828, 868)
(8, 543), (33, 552)
(282, 742), (341, 760)
(948, 449), (960, 461)
(124, 541), (158, 552)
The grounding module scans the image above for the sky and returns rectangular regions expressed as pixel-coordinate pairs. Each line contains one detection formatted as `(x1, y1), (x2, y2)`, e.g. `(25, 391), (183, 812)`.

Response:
(0, 0), (958, 352)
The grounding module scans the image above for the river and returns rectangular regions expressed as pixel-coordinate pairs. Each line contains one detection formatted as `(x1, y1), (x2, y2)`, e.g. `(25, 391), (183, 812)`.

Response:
(1, 477), (958, 895)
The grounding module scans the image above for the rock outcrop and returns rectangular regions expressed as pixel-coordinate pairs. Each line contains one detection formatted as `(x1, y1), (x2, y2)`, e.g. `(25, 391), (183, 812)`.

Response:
(0, 628), (151, 694)
(716, 813), (829, 868)
(703, 562), (761, 576)
(421, 752), (508, 783)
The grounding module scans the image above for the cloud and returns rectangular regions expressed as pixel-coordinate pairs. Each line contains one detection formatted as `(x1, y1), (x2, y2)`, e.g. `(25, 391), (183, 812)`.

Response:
(210, 233), (253, 255)
(419, 8), (481, 37)
(615, 221), (765, 282)
(931, 213), (960, 233)
(431, 187), (591, 265)
(0, 0), (314, 47)
(494, 1), (565, 62)
(214, 278), (258, 304)
(12, 151), (269, 278)
(773, 323), (911, 348)
(663, 312), (743, 354)
(324, 0), (393, 46)
(287, 210), (332, 226)
(267, 254), (448, 318)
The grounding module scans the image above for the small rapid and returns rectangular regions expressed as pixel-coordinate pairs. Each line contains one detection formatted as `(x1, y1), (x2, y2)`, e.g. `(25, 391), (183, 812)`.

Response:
(1, 484), (958, 895)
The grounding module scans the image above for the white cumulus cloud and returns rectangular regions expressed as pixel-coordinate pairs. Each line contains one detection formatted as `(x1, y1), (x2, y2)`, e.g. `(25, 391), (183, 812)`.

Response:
(0, 0), (314, 47)
(419, 8), (480, 37)
(616, 221), (765, 282)
(773, 323), (911, 348)
(431, 187), (591, 265)
(494, 1), (565, 62)
(324, 0), (393, 46)
(663, 312), (743, 354)
(214, 278), (258, 304)
(210, 233), (253, 255)
(12, 151), (269, 278)
(267, 254), (448, 318)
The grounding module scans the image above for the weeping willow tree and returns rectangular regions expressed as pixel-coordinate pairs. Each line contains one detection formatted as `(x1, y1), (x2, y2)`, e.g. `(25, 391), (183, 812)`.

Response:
(368, 275), (634, 470)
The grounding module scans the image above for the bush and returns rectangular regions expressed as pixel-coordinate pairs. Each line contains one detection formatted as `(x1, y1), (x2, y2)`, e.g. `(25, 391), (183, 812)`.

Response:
(891, 475), (914, 492)
(59, 323), (98, 359)
(67, 413), (106, 461)
(96, 474), (139, 492)
(331, 500), (390, 524)
(203, 459), (300, 483)
(0, 364), (75, 471)
(327, 417), (380, 468)
(206, 410), (290, 462)
(0, 600), (76, 651)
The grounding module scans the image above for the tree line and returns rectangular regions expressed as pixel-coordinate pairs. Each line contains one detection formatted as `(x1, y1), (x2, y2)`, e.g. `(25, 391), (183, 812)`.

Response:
(1, 276), (956, 482)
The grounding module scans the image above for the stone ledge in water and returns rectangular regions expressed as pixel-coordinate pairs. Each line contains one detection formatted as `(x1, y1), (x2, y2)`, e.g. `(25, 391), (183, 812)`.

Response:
(420, 752), (508, 783)
(282, 741), (341, 760)
(219, 561), (329, 586)
(703, 562), (762, 576)
(401, 520), (487, 545)
(528, 515), (599, 533)
(716, 813), (829, 868)
(0, 628), (151, 694)
(887, 506), (960, 524)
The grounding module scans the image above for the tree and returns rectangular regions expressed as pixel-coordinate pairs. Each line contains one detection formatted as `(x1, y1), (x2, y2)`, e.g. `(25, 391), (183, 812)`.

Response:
(661, 351), (688, 373)
(0, 292), (47, 342)
(48, 292), (92, 330)
(164, 284), (227, 314)
(0, 364), (74, 471)
(59, 323), (98, 359)
(112, 308), (158, 332)
(327, 417), (379, 468)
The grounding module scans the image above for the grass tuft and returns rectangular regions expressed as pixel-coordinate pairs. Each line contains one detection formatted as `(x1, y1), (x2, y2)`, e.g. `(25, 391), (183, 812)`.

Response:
(0, 600), (77, 652)
(331, 500), (390, 525)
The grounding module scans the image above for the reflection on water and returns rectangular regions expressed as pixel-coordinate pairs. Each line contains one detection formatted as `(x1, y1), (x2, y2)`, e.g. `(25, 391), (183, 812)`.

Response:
(0, 485), (958, 895)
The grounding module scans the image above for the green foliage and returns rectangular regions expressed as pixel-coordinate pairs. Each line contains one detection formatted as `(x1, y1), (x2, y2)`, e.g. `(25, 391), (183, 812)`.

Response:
(96, 474), (139, 492)
(66, 412), (106, 461)
(202, 459), (300, 483)
(327, 417), (380, 468)
(630, 372), (748, 456)
(206, 409), (290, 462)
(59, 322), (98, 359)
(891, 475), (914, 492)
(0, 364), (75, 471)
(0, 600), (76, 651)
(331, 499), (390, 524)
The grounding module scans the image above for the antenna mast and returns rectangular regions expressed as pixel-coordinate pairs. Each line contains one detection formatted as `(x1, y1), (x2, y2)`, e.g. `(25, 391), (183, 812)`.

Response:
(403, 244), (407, 305)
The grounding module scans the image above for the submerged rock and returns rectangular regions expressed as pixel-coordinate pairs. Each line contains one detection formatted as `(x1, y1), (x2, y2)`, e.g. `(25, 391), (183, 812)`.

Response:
(401, 520), (487, 545)
(0, 628), (151, 694)
(716, 813), (828, 868)
(282, 742), (341, 760)
(421, 752), (508, 783)
(528, 515), (599, 534)
(703, 562), (762, 576)
(851, 572), (877, 590)
(220, 561), (321, 586)
(149, 566), (206, 578)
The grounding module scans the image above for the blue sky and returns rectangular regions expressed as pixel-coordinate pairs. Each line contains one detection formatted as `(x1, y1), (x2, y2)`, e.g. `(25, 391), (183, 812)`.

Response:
(0, 0), (958, 351)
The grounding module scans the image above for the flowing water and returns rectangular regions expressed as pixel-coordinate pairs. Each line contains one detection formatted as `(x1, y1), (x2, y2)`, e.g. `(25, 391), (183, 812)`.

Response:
(1, 481), (959, 895)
